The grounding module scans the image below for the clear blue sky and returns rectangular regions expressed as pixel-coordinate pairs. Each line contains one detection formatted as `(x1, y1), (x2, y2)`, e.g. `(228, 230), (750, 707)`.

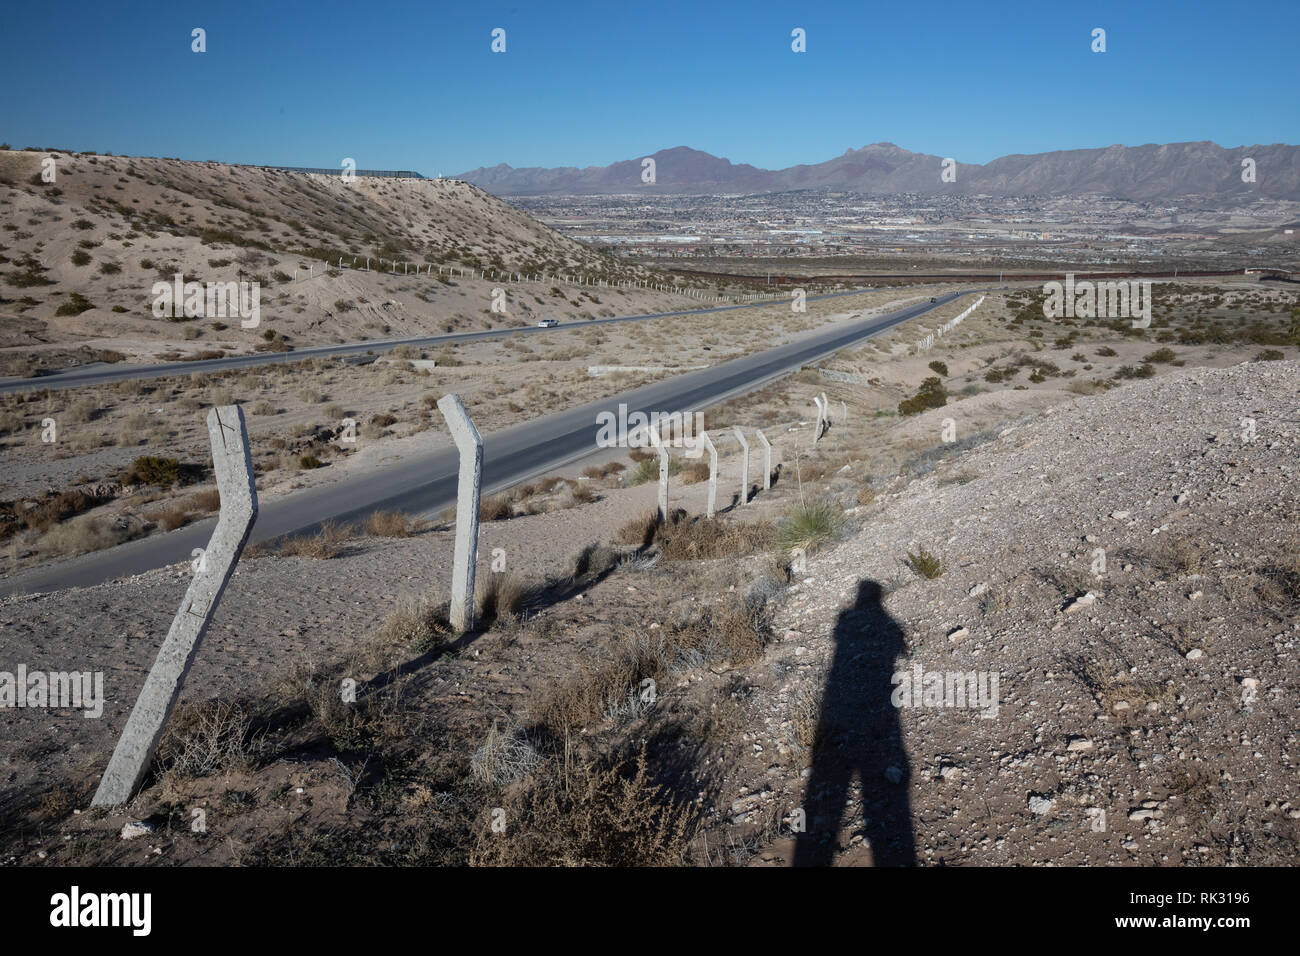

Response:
(2, 0), (1295, 174)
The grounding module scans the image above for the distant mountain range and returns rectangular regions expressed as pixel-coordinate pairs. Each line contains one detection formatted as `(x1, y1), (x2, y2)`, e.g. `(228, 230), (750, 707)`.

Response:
(454, 142), (1300, 202)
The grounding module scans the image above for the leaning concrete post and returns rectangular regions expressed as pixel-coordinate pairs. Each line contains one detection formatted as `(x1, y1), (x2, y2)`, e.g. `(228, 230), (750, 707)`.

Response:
(702, 431), (718, 518)
(92, 406), (258, 807)
(437, 394), (483, 633)
(649, 424), (669, 522)
(756, 429), (772, 490)
(812, 396), (825, 442)
(821, 393), (830, 427)
(733, 427), (750, 505)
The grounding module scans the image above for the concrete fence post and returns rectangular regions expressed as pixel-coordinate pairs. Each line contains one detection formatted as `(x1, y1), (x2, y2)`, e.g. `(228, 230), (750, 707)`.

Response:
(649, 424), (669, 522)
(821, 393), (830, 427)
(840, 400), (847, 424)
(437, 394), (483, 633)
(756, 429), (772, 490)
(92, 405), (258, 807)
(813, 396), (825, 442)
(733, 426), (750, 505)
(702, 430), (718, 518)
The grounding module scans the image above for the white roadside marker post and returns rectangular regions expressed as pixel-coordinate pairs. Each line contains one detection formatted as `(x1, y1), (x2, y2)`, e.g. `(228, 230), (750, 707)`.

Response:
(702, 431), (718, 518)
(734, 427), (750, 505)
(92, 406), (258, 807)
(756, 429), (772, 490)
(437, 394), (483, 633)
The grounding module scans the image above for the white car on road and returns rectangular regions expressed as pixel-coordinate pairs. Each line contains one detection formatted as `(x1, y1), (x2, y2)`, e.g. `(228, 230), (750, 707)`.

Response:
(537, 318), (559, 328)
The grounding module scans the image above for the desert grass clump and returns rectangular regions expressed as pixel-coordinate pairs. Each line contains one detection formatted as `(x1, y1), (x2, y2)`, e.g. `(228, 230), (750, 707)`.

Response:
(479, 494), (512, 522)
(376, 597), (452, 653)
(250, 521), (354, 560)
(187, 488), (221, 512)
(570, 542), (620, 580)
(364, 510), (415, 537)
(470, 721), (542, 787)
(149, 501), (192, 532)
(38, 514), (142, 556)
(616, 511), (661, 548)
(655, 513), (776, 561)
(566, 482), (598, 505)
(777, 499), (844, 555)
(907, 547), (945, 579)
(476, 571), (534, 625)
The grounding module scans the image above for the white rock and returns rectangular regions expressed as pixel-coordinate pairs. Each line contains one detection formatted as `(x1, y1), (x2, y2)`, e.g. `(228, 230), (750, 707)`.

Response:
(120, 821), (155, 841)
(1065, 592), (1096, 614)
(1186, 648), (1204, 660)
(1028, 795), (1054, 815)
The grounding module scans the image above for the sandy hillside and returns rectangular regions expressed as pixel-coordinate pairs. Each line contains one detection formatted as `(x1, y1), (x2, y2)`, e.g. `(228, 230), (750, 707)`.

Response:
(0, 149), (760, 369)
(1, 358), (1295, 865)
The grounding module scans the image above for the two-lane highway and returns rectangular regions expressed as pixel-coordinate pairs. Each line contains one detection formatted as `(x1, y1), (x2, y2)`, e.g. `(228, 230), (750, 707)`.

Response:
(0, 290), (969, 596)
(0, 285), (896, 397)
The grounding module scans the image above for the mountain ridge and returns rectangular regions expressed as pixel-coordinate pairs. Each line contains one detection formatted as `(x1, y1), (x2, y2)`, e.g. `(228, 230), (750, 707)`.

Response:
(454, 141), (1300, 202)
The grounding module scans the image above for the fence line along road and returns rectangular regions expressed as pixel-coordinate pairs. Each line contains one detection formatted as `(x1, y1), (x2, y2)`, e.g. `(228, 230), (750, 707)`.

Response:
(0, 291), (969, 597)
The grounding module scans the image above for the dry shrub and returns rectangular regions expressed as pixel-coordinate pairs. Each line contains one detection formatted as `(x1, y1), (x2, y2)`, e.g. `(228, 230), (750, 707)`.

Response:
(581, 461), (625, 479)
(627, 448), (654, 462)
(671, 598), (768, 665)
(566, 482), (597, 504)
(680, 461), (711, 485)
(21, 489), (94, 532)
(1145, 536), (1204, 576)
(187, 488), (221, 512)
(535, 476), (564, 494)
(479, 494), (512, 522)
(250, 520), (354, 559)
(532, 635), (669, 739)
(571, 542), (620, 580)
(476, 571), (534, 625)
(469, 749), (694, 866)
(655, 513), (775, 561)
(377, 597), (452, 653)
(470, 721), (542, 787)
(365, 510), (414, 537)
(615, 511), (660, 548)
(154, 700), (262, 778)
(149, 501), (192, 532)
(38, 514), (141, 556)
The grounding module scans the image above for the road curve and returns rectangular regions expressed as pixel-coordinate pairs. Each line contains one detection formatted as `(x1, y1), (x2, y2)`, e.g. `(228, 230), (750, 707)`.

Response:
(0, 290), (968, 596)
(0, 286), (889, 397)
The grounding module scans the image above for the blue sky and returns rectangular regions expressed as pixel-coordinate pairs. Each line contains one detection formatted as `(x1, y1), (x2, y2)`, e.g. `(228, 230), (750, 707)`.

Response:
(2, 0), (1295, 175)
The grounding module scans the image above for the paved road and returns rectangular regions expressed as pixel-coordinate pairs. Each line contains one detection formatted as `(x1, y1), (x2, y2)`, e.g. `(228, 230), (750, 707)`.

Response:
(0, 286), (890, 397)
(0, 290), (967, 596)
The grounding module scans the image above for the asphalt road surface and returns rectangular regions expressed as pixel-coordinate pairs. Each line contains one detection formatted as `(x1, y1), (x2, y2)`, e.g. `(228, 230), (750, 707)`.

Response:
(0, 285), (894, 397)
(0, 290), (967, 596)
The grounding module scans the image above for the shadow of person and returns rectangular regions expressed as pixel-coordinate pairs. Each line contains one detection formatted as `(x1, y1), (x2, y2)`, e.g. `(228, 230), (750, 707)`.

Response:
(793, 580), (915, 866)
